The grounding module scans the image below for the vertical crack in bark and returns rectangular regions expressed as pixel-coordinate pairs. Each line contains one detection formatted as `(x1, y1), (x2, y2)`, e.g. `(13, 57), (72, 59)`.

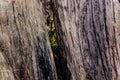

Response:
(52, 0), (73, 79)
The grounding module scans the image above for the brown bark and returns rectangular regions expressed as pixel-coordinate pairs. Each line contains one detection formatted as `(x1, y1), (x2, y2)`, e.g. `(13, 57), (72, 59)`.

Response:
(0, 0), (57, 80)
(53, 0), (120, 80)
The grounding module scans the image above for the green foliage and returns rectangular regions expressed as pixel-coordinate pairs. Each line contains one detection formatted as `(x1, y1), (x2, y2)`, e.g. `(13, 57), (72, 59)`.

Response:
(48, 19), (58, 59)
(48, 22), (57, 45)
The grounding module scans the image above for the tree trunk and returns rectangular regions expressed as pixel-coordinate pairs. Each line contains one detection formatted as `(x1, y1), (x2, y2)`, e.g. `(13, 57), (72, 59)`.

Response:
(53, 0), (120, 80)
(0, 0), (57, 80)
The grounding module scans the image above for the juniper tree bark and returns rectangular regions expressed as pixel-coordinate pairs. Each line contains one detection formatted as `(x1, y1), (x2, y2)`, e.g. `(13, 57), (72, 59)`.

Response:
(0, 0), (57, 80)
(53, 0), (120, 80)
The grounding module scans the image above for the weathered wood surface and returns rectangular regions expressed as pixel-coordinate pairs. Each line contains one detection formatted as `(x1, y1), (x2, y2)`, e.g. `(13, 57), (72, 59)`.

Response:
(53, 0), (120, 80)
(0, 0), (57, 80)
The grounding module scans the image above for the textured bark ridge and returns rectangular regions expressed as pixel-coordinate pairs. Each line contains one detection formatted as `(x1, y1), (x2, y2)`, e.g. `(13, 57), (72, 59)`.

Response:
(53, 0), (120, 80)
(0, 0), (57, 80)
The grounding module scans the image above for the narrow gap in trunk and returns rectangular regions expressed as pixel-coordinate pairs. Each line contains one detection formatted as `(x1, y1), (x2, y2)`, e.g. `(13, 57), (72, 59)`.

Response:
(44, 1), (62, 80)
